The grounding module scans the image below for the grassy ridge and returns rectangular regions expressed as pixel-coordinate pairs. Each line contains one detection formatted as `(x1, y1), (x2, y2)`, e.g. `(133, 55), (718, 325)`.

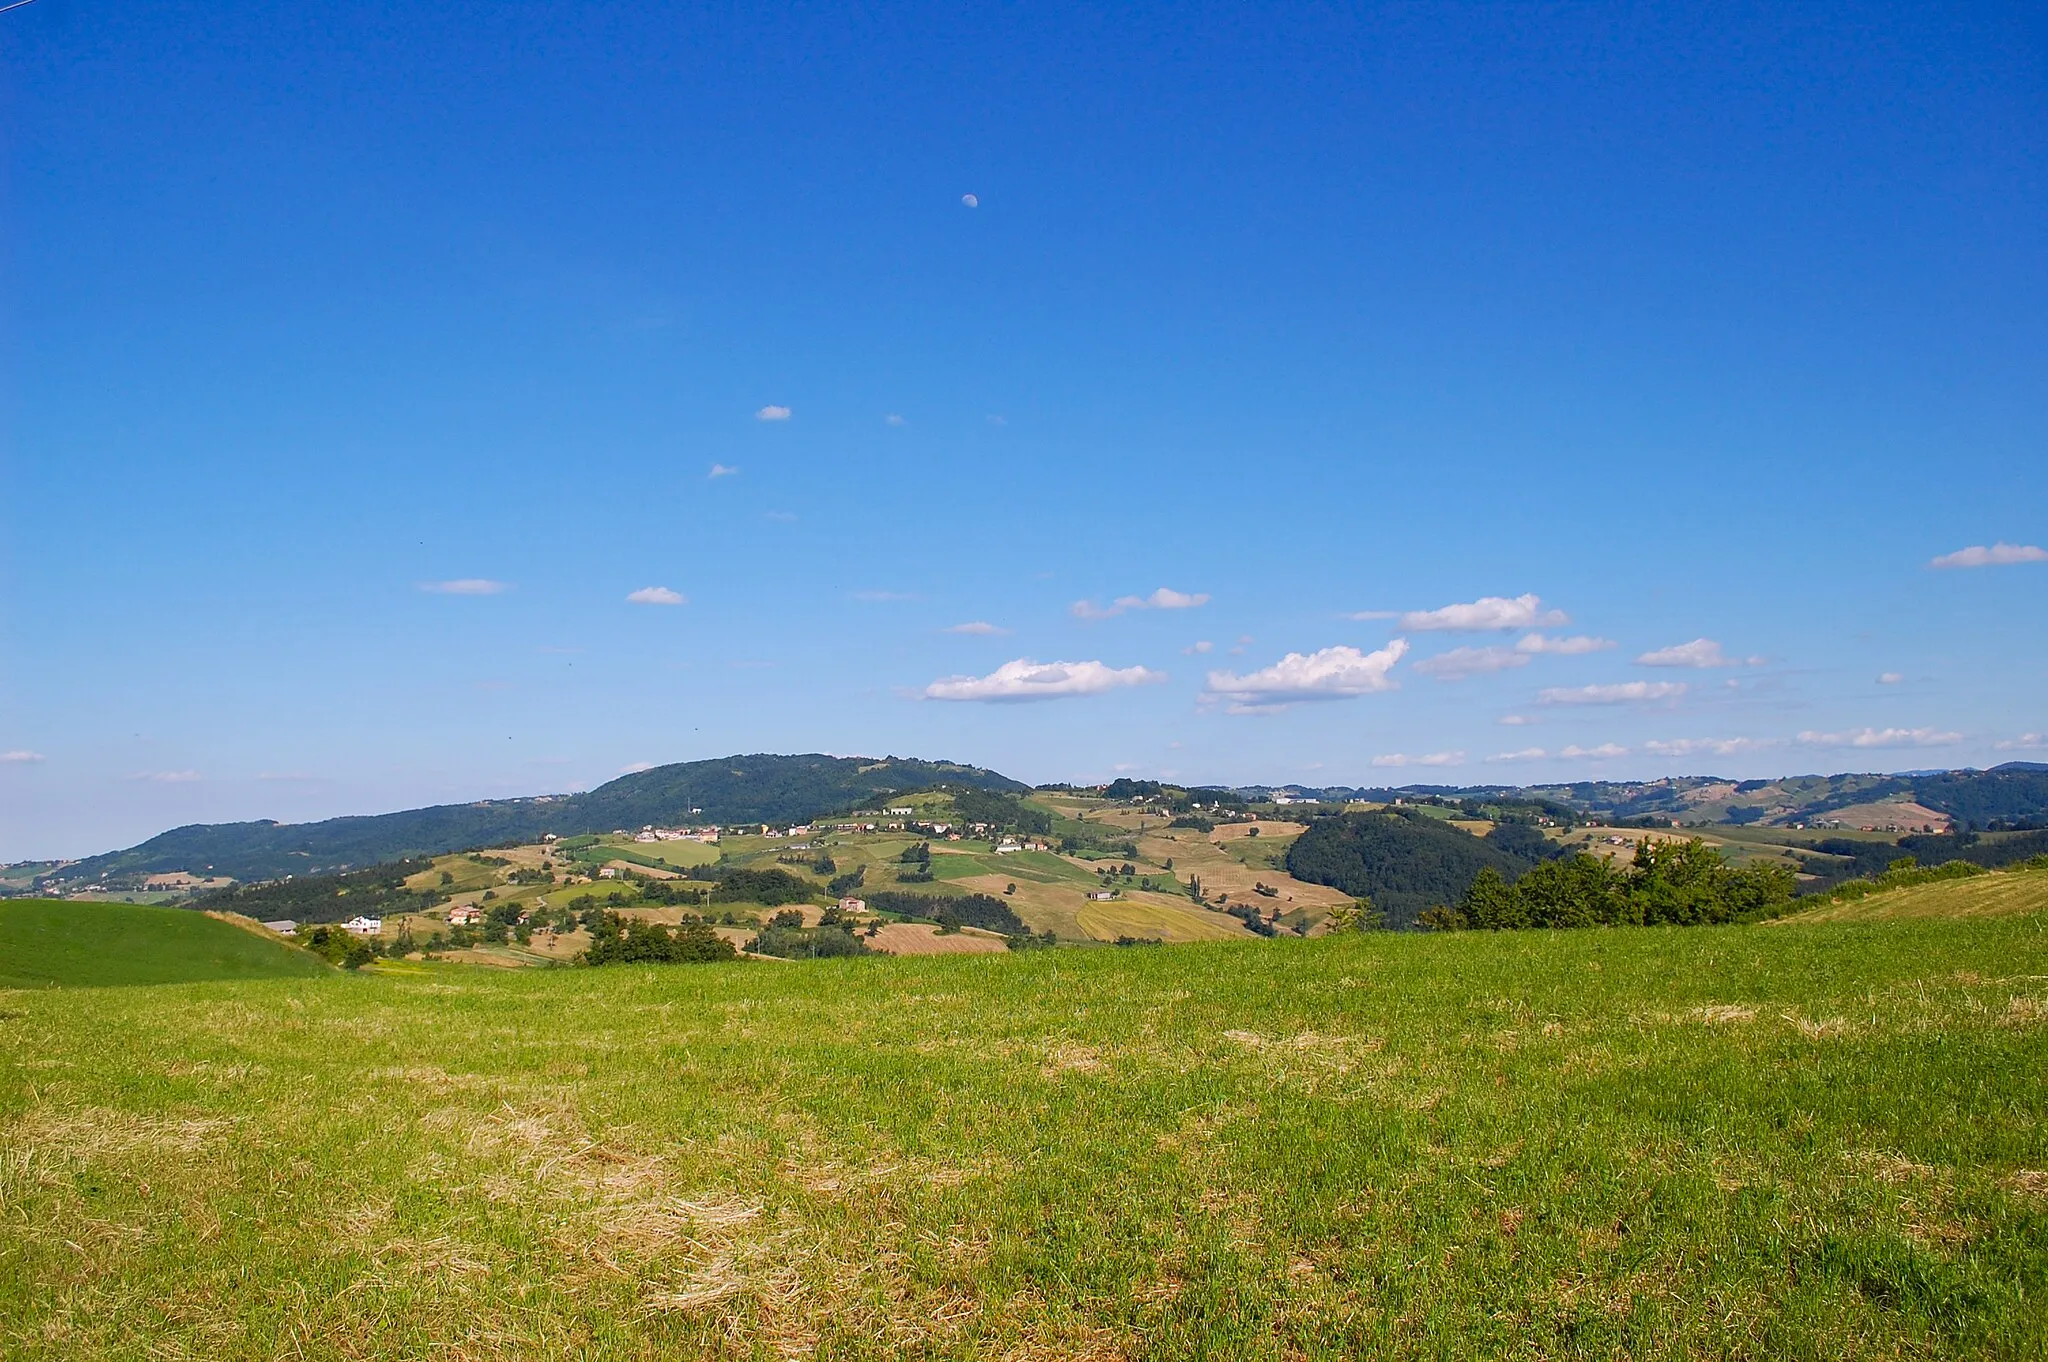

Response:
(0, 900), (329, 989)
(3, 915), (2046, 1358)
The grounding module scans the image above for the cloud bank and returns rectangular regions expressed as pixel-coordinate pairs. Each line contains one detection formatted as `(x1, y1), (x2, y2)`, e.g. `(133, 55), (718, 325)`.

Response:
(1636, 638), (1761, 668)
(1399, 594), (1567, 632)
(1537, 681), (1687, 705)
(1071, 587), (1211, 620)
(924, 658), (1166, 702)
(1204, 640), (1409, 712)
(1371, 750), (1465, 768)
(1415, 632), (1615, 680)
(2, 750), (45, 764)
(1797, 726), (1962, 749)
(1929, 542), (2047, 569)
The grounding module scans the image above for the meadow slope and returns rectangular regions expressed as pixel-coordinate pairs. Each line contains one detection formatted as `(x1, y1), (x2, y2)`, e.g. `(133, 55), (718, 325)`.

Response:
(2, 918), (2045, 1359)
(0, 900), (330, 989)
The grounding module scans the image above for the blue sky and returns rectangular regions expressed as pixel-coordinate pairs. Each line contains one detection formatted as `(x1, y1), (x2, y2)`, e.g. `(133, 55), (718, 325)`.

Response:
(2, 1), (2044, 858)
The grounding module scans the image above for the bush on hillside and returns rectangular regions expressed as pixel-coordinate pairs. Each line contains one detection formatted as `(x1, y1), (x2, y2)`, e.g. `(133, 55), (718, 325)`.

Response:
(707, 867), (817, 906)
(1422, 840), (1796, 931)
(582, 912), (736, 965)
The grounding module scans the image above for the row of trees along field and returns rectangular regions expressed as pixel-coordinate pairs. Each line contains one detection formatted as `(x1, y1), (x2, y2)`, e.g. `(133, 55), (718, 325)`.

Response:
(1418, 839), (1796, 931)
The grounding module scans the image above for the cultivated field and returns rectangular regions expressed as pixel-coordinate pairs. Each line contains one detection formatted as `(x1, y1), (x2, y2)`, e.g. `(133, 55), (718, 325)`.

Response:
(2, 902), (2044, 1358)
(0, 901), (328, 989)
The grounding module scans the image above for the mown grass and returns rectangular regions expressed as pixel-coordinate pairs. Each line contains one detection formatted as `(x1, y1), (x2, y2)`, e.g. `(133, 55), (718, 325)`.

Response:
(1784, 864), (2048, 924)
(2, 914), (2045, 1359)
(0, 900), (330, 989)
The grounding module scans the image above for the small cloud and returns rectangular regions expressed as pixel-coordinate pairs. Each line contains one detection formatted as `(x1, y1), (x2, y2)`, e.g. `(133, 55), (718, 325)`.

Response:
(1371, 751), (1465, 768)
(1636, 638), (1762, 669)
(765, 510), (799, 523)
(418, 578), (508, 595)
(127, 769), (201, 783)
(626, 586), (687, 606)
(1414, 645), (1530, 681)
(885, 414), (906, 426)
(709, 463), (739, 479)
(854, 590), (917, 602)
(1538, 681), (1688, 705)
(1642, 737), (1779, 758)
(1400, 594), (1567, 632)
(1203, 640), (1409, 713)
(1517, 633), (1615, 656)
(1488, 747), (1549, 763)
(924, 658), (1167, 703)
(961, 193), (979, 208)
(3, 750), (47, 764)
(755, 405), (792, 421)
(1929, 542), (2047, 569)
(1878, 672), (1904, 685)
(1498, 715), (1534, 726)
(1559, 743), (1629, 760)
(942, 621), (1009, 635)
(1341, 610), (1400, 622)
(620, 760), (657, 774)
(1072, 587), (1211, 619)
(1995, 733), (2046, 752)
(1797, 726), (1963, 749)
(1184, 640), (1214, 654)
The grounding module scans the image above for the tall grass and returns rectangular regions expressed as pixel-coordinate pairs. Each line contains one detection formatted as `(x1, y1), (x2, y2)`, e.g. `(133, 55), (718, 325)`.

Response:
(3, 913), (2045, 1359)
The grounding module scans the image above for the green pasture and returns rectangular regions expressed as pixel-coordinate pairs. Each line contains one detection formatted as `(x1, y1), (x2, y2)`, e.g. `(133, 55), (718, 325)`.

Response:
(0, 900), (328, 989)
(3, 902), (2045, 1358)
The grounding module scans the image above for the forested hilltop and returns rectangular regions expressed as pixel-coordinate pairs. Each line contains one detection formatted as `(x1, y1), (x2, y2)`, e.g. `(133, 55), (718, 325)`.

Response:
(43, 755), (1027, 886)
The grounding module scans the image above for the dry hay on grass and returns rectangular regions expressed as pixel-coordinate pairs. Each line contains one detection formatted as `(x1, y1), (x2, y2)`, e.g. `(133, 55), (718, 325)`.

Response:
(1074, 897), (1248, 944)
(868, 923), (1008, 956)
(1781, 867), (2048, 925)
(608, 858), (684, 879)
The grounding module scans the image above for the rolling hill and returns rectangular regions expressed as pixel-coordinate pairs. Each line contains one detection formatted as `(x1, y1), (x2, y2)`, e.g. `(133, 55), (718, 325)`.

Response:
(0, 900), (331, 988)
(40, 754), (1027, 887)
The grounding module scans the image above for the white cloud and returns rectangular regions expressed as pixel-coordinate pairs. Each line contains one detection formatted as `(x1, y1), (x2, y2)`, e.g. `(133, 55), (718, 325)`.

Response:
(1929, 542), (2047, 569)
(626, 586), (686, 606)
(1797, 727), (1963, 749)
(755, 405), (792, 421)
(1636, 638), (1761, 669)
(1414, 645), (1530, 681)
(1498, 714), (1534, 726)
(1995, 733), (2046, 752)
(1518, 633), (1614, 656)
(1488, 747), (1549, 762)
(2, 750), (46, 764)
(942, 621), (1009, 635)
(127, 770), (201, 783)
(620, 760), (657, 774)
(1399, 594), (1567, 632)
(1538, 681), (1688, 705)
(1203, 640), (1409, 713)
(1372, 751), (1465, 768)
(1642, 737), (1778, 758)
(885, 414), (906, 426)
(1183, 640), (1214, 654)
(709, 463), (739, 479)
(1878, 672), (1904, 685)
(1560, 744), (1629, 760)
(1071, 587), (1211, 619)
(1341, 610), (1399, 621)
(923, 658), (1166, 702)
(418, 578), (508, 595)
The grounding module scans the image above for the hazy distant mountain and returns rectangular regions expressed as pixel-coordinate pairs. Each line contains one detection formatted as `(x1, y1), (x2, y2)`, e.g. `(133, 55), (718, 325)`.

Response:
(51, 754), (1028, 885)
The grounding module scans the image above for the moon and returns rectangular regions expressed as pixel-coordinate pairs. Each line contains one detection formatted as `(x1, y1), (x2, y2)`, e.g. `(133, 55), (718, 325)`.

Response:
(961, 193), (979, 208)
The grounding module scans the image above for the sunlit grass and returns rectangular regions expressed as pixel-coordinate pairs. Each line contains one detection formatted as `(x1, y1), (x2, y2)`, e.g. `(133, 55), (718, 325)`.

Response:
(3, 912), (2044, 1358)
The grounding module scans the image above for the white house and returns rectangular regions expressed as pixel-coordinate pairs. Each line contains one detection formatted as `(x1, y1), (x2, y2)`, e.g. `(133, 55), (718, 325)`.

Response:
(1087, 890), (1117, 902)
(341, 916), (383, 936)
(447, 904), (485, 926)
(838, 897), (867, 914)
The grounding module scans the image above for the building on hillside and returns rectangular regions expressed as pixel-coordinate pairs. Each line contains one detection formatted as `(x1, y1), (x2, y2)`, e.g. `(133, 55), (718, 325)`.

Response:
(597, 867), (619, 879)
(1087, 890), (1117, 901)
(447, 904), (485, 926)
(341, 915), (382, 936)
(838, 897), (867, 914)
(262, 920), (297, 936)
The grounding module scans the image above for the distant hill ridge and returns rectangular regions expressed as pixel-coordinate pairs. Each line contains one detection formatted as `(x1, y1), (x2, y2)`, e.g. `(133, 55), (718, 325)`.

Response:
(55, 754), (1028, 885)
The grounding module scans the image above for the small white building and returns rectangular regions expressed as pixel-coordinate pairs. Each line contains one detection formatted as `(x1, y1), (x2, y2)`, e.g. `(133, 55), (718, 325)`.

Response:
(341, 916), (383, 936)
(447, 904), (485, 926)
(262, 919), (297, 936)
(838, 897), (867, 914)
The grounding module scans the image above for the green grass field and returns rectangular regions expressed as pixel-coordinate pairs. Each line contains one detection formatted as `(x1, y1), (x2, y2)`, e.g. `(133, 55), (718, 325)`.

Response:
(0, 900), (330, 989)
(3, 898), (2045, 1358)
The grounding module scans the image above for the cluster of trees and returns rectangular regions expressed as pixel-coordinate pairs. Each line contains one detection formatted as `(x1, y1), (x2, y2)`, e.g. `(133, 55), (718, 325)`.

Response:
(744, 908), (872, 959)
(1285, 809), (1551, 928)
(192, 859), (440, 926)
(582, 911), (736, 965)
(896, 841), (934, 882)
(707, 867), (816, 906)
(863, 890), (1027, 936)
(1419, 840), (1795, 931)
(946, 787), (1054, 835)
